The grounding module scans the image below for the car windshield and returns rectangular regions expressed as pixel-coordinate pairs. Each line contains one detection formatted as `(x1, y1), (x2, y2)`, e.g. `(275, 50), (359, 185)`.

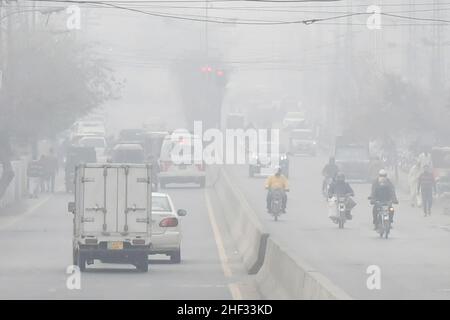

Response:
(80, 138), (106, 148)
(286, 112), (304, 119)
(112, 150), (144, 163)
(257, 143), (285, 154)
(335, 147), (369, 160)
(152, 196), (172, 212)
(291, 131), (313, 140)
(160, 137), (201, 162)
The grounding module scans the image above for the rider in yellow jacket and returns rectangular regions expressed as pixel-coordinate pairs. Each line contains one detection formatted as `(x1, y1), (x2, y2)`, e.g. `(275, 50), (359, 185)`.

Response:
(265, 167), (289, 213)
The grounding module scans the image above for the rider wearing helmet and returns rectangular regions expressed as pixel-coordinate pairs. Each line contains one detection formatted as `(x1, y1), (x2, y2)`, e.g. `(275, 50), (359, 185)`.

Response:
(370, 169), (398, 228)
(328, 172), (356, 219)
(265, 166), (289, 213)
(322, 157), (339, 192)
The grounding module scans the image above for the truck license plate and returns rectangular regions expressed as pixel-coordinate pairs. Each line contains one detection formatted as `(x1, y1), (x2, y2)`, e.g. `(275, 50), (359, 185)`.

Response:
(108, 241), (123, 250)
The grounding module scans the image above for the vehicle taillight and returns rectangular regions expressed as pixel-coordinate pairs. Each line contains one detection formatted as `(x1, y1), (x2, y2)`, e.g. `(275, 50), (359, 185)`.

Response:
(160, 161), (172, 171)
(159, 217), (178, 227)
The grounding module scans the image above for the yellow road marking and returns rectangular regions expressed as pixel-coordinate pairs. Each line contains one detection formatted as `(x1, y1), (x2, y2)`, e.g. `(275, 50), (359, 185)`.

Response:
(204, 189), (243, 300)
(228, 282), (243, 300)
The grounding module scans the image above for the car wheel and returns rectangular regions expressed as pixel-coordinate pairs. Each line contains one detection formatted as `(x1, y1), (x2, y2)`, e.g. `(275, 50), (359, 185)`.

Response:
(170, 249), (181, 264)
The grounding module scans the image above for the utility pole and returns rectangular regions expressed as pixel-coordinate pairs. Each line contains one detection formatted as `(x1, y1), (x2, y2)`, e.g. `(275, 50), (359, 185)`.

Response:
(431, 0), (443, 97)
(405, 0), (416, 84)
(0, 0), (4, 93)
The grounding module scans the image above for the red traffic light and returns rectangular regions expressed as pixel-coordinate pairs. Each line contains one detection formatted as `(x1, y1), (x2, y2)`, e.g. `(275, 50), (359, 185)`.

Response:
(201, 66), (213, 73)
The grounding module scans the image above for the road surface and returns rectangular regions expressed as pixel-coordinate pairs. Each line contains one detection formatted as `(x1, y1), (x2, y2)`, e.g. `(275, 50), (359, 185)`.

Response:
(228, 155), (450, 299)
(0, 179), (258, 299)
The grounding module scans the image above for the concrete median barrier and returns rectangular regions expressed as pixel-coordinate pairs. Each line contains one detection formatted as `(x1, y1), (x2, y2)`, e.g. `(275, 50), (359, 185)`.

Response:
(256, 237), (352, 300)
(207, 165), (351, 299)
(207, 166), (269, 274)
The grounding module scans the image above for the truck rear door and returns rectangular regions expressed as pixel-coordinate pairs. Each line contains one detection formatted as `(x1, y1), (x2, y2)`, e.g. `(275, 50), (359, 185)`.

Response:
(117, 166), (151, 234)
(80, 164), (151, 236)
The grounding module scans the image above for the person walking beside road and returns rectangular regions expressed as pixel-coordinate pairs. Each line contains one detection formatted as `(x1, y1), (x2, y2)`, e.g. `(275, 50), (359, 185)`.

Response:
(27, 159), (44, 198)
(418, 148), (432, 172)
(418, 165), (436, 216)
(408, 160), (422, 207)
(46, 149), (59, 193)
(37, 155), (48, 193)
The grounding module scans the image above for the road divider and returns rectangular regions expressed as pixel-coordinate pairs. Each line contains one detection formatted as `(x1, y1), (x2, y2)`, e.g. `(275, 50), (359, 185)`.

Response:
(206, 166), (269, 274)
(207, 165), (352, 299)
(256, 237), (352, 300)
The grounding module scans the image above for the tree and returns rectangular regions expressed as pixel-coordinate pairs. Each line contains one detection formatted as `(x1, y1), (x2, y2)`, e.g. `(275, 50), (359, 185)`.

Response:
(0, 30), (120, 198)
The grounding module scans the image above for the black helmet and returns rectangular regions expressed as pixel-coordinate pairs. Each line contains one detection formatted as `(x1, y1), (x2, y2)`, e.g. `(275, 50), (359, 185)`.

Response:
(336, 172), (345, 181)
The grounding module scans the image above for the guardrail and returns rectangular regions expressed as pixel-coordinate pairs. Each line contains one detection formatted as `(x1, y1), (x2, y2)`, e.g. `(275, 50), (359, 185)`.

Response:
(0, 160), (28, 209)
(207, 165), (352, 299)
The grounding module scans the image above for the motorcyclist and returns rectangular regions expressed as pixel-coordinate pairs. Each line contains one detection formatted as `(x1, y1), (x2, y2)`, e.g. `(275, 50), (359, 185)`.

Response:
(328, 172), (356, 219)
(322, 157), (339, 194)
(265, 166), (289, 213)
(370, 169), (398, 229)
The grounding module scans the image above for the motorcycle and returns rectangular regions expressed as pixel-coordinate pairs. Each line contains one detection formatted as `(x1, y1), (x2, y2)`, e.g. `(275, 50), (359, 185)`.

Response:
(268, 188), (287, 221)
(374, 200), (394, 239)
(329, 193), (353, 229)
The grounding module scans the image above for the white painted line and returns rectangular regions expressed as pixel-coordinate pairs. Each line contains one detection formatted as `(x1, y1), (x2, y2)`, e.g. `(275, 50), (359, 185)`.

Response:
(204, 189), (232, 278)
(205, 189), (245, 300)
(0, 195), (52, 231)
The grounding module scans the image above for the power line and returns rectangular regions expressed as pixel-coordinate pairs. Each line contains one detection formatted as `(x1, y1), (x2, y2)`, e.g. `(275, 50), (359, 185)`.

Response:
(17, 0), (450, 26)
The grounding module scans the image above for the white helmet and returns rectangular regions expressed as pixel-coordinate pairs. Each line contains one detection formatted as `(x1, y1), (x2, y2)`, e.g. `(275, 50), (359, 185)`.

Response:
(378, 169), (387, 177)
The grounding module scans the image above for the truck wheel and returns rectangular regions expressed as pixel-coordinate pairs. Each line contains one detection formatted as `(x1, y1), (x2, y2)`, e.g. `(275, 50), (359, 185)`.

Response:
(73, 248), (78, 266)
(170, 249), (181, 264)
(136, 256), (149, 272)
(76, 251), (86, 272)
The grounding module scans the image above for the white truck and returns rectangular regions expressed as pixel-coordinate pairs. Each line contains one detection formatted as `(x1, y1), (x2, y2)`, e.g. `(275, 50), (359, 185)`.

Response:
(68, 163), (153, 272)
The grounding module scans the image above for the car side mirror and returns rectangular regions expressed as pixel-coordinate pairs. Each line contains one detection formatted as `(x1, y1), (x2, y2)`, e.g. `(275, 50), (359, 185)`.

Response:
(177, 209), (187, 217)
(68, 202), (75, 214)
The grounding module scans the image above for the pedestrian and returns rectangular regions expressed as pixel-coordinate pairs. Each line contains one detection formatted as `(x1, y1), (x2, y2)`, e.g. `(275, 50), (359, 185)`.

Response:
(408, 160), (421, 207)
(46, 148), (59, 193)
(38, 155), (50, 192)
(418, 148), (432, 172)
(417, 165), (436, 216)
(27, 159), (43, 198)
